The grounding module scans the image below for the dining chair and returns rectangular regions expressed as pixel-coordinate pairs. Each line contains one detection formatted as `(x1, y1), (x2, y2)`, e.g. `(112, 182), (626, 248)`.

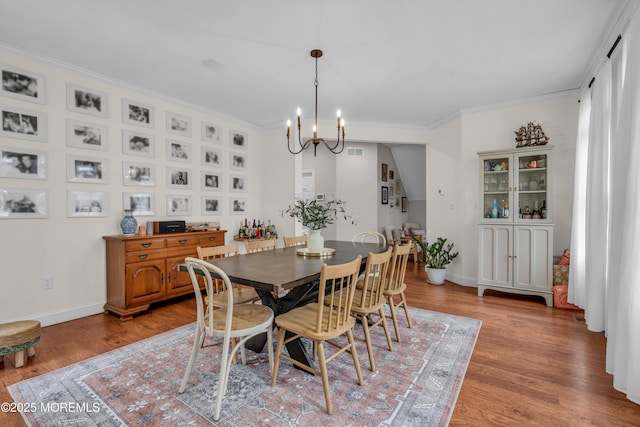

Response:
(271, 255), (364, 415)
(244, 238), (277, 253)
(351, 247), (394, 372)
(383, 243), (413, 342)
(179, 257), (274, 422)
(197, 243), (259, 306)
(283, 235), (307, 247)
(352, 231), (387, 246)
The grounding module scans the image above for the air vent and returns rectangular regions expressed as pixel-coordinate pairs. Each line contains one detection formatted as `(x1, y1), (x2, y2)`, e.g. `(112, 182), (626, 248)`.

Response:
(347, 147), (364, 157)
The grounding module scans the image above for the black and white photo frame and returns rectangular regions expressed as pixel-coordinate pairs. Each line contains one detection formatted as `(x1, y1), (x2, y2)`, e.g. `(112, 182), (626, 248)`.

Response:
(230, 174), (246, 192)
(0, 146), (46, 179)
(1, 64), (47, 104)
(66, 83), (108, 118)
(122, 130), (154, 157)
(123, 191), (155, 216)
(166, 139), (192, 163)
(67, 190), (109, 217)
(1, 104), (47, 142)
(230, 197), (247, 215)
(122, 98), (154, 128)
(167, 194), (191, 216)
(122, 160), (155, 186)
(66, 119), (108, 151)
(201, 121), (221, 143)
(230, 152), (247, 170)
(166, 111), (191, 137)
(202, 171), (221, 191)
(230, 129), (247, 150)
(201, 146), (222, 168)
(66, 155), (108, 184)
(202, 195), (221, 215)
(0, 187), (47, 218)
(167, 166), (191, 189)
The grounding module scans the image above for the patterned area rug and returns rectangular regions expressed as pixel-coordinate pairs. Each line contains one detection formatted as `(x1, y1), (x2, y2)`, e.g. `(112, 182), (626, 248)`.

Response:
(8, 307), (481, 426)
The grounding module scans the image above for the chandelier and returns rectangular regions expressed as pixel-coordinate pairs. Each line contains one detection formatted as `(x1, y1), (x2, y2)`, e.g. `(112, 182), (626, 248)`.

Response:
(287, 49), (345, 156)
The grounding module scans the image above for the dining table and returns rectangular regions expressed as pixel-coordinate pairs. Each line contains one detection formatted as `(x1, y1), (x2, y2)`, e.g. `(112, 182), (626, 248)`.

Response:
(197, 239), (387, 369)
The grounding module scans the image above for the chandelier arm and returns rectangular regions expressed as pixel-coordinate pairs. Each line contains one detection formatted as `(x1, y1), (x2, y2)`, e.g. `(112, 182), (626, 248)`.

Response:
(287, 133), (306, 155)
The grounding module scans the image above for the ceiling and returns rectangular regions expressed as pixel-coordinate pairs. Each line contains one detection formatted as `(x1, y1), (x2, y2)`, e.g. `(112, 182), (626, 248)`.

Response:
(0, 0), (629, 129)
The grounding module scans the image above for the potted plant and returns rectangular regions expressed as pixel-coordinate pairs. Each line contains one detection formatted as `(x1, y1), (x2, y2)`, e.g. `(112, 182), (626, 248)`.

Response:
(282, 198), (352, 252)
(412, 236), (459, 285)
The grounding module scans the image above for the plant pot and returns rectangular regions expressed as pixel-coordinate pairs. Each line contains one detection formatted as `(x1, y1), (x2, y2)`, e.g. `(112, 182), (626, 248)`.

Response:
(425, 266), (446, 285)
(307, 229), (325, 253)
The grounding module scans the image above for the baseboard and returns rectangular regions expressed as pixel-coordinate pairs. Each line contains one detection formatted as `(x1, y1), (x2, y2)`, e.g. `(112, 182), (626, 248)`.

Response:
(30, 303), (105, 327)
(445, 272), (478, 288)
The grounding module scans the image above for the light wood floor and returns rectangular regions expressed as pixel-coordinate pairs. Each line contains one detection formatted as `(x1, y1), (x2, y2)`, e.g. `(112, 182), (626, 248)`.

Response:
(1, 262), (639, 426)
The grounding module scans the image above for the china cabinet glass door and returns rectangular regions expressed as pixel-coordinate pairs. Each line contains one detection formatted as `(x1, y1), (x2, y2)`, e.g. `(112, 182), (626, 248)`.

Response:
(481, 155), (512, 220)
(514, 150), (550, 222)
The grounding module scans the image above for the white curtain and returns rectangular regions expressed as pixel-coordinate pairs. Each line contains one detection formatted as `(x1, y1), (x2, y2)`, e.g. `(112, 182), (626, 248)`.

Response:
(569, 10), (640, 404)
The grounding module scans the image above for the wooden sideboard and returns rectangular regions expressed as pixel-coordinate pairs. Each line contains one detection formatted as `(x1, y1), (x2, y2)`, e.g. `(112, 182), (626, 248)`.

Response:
(103, 230), (226, 320)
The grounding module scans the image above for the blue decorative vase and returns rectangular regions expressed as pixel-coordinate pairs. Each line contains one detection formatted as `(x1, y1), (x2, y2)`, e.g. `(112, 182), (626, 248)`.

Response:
(120, 209), (137, 236)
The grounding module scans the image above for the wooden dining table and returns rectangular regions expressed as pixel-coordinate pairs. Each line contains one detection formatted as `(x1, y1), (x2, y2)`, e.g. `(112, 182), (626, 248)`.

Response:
(201, 239), (387, 369)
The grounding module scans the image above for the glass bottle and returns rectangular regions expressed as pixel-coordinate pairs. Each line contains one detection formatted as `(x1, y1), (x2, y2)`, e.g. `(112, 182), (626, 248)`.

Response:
(491, 199), (498, 218)
(502, 199), (509, 219)
(541, 200), (547, 219)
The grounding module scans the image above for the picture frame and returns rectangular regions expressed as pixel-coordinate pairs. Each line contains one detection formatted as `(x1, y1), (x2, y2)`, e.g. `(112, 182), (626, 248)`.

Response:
(389, 170), (394, 180)
(66, 155), (108, 184)
(201, 146), (222, 168)
(230, 152), (247, 170)
(1, 104), (47, 142)
(230, 129), (247, 150)
(167, 194), (192, 216)
(122, 161), (155, 186)
(123, 192), (155, 216)
(1, 64), (47, 104)
(402, 196), (408, 212)
(201, 121), (221, 143)
(389, 184), (395, 198)
(0, 146), (46, 179)
(230, 197), (247, 215)
(230, 174), (246, 192)
(0, 187), (47, 219)
(202, 171), (221, 191)
(66, 119), (108, 151)
(166, 139), (192, 163)
(202, 195), (221, 215)
(166, 111), (191, 137)
(122, 98), (154, 128)
(122, 130), (154, 157)
(67, 190), (109, 217)
(381, 163), (388, 182)
(381, 185), (389, 204)
(396, 179), (401, 194)
(166, 166), (191, 189)
(66, 83), (108, 118)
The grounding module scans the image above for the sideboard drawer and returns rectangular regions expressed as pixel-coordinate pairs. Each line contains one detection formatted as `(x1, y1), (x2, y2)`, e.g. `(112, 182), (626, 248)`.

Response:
(125, 239), (166, 252)
(166, 235), (198, 248)
(198, 233), (223, 245)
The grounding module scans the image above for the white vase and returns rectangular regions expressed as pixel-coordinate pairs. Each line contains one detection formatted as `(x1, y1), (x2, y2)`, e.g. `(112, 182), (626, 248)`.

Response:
(425, 266), (446, 285)
(307, 229), (324, 253)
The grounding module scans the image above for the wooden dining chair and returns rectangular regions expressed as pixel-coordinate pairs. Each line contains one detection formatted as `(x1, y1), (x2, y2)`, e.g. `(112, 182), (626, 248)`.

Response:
(283, 235), (307, 248)
(352, 231), (387, 246)
(179, 257), (274, 421)
(197, 243), (259, 306)
(271, 255), (364, 415)
(351, 247), (394, 372)
(383, 243), (413, 342)
(244, 238), (277, 253)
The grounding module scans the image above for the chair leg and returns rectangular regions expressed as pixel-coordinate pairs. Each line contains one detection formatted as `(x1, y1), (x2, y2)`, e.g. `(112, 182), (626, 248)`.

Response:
(379, 307), (395, 353)
(270, 327), (286, 387)
(360, 314), (376, 372)
(387, 295), (401, 342)
(346, 328), (364, 386)
(179, 328), (205, 393)
(266, 326), (274, 373)
(316, 340), (332, 415)
(214, 335), (232, 421)
(400, 292), (413, 329)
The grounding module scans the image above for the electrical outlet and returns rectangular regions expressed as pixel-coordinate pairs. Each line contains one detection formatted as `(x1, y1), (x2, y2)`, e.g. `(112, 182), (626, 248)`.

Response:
(42, 276), (53, 290)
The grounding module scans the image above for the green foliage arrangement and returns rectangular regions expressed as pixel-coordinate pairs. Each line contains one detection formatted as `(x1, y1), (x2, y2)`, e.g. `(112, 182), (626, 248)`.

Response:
(282, 198), (352, 231)
(413, 236), (459, 269)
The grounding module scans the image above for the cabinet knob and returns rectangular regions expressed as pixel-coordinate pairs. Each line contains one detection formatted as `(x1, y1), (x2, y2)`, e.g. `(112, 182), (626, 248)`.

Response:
(208, 236), (217, 241)
(141, 242), (152, 248)
(137, 254), (149, 260)
(179, 239), (187, 244)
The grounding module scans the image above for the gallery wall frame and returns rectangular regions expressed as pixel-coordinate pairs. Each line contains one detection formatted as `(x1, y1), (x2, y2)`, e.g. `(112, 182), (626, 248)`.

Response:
(66, 155), (108, 184)
(381, 163), (388, 182)
(123, 191), (155, 216)
(230, 174), (246, 192)
(122, 98), (154, 128)
(66, 190), (109, 217)
(122, 130), (154, 157)
(230, 129), (247, 150)
(167, 139), (192, 163)
(166, 166), (191, 189)
(166, 111), (191, 137)
(167, 194), (192, 216)
(201, 121), (221, 143)
(202, 195), (221, 215)
(122, 160), (155, 186)
(230, 197), (247, 215)
(201, 146), (222, 168)
(402, 196), (408, 212)
(0, 146), (46, 179)
(202, 171), (221, 191)
(66, 83), (108, 118)
(66, 119), (108, 151)
(0, 187), (47, 219)
(1, 64), (47, 104)
(230, 152), (247, 170)
(1, 104), (47, 142)
(381, 185), (389, 204)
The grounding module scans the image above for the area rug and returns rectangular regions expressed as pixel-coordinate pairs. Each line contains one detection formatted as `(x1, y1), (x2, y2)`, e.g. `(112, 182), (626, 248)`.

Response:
(8, 307), (481, 426)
